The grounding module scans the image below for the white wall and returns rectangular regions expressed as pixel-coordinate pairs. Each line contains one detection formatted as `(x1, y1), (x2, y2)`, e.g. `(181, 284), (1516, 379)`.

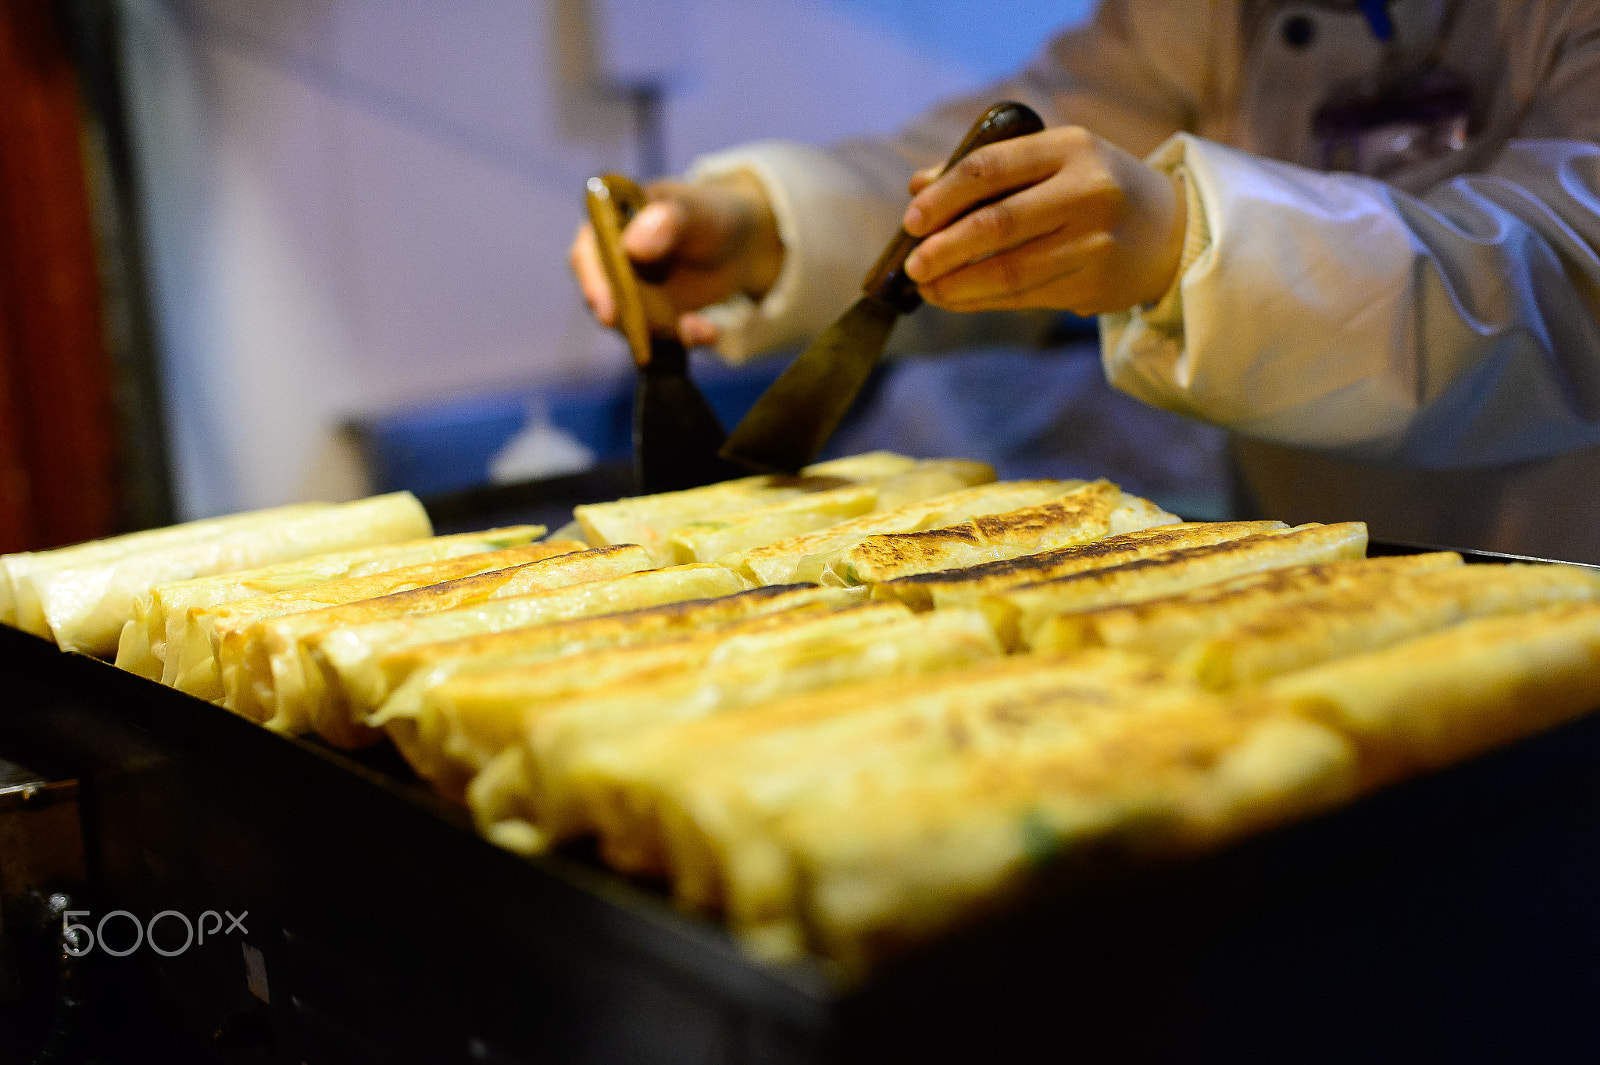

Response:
(119, 0), (1089, 517)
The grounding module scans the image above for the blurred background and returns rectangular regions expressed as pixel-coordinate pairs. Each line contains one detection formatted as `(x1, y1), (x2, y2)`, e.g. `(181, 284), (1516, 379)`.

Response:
(3, 0), (1237, 552)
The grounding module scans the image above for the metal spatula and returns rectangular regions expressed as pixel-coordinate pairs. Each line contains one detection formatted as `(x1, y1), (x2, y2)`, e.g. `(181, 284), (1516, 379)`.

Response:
(719, 101), (1046, 474)
(585, 174), (742, 494)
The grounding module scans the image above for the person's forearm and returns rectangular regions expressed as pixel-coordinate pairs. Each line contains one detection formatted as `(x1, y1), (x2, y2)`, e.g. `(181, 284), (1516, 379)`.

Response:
(678, 0), (1210, 361)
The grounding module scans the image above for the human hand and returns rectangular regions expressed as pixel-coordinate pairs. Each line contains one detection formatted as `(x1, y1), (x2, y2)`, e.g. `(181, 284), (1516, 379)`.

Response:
(569, 173), (784, 347)
(900, 126), (1186, 316)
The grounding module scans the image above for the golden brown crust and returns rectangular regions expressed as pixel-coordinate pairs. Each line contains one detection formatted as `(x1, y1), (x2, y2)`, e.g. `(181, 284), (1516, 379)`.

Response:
(898, 521), (1285, 589)
(875, 520), (1289, 611)
(778, 697), (1354, 969)
(984, 523), (1368, 650)
(740, 479), (1075, 585)
(392, 582), (861, 674)
(829, 483), (1121, 585)
(352, 543), (639, 616)
(575, 453), (963, 562)
(1034, 552), (1463, 657)
(614, 649), (1352, 965)
(208, 539), (586, 638)
(1269, 601), (1600, 788)
(1186, 561), (1600, 690)
(215, 539), (591, 718)
(667, 485), (879, 563)
(503, 609), (1000, 866)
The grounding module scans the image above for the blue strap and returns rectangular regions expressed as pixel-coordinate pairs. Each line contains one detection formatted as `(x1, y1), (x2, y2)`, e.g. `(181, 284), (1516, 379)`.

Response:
(1358, 0), (1395, 40)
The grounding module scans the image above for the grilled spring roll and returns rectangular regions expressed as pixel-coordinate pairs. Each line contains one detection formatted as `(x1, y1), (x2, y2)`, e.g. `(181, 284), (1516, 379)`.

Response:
(115, 525), (546, 684)
(577, 475), (845, 565)
(772, 690), (1353, 971)
(12, 492), (431, 656)
(661, 459), (1000, 567)
(797, 451), (923, 481)
(305, 562), (744, 746)
(371, 583), (864, 751)
(666, 485), (878, 564)
(733, 479), (1087, 587)
(469, 607), (1002, 861)
(569, 651), (1165, 904)
(3, 501), (330, 631)
(819, 481), (1180, 586)
(416, 601), (914, 803)
(863, 458), (999, 509)
(982, 522), (1369, 651)
(620, 650), (1351, 965)
(1267, 601), (1600, 789)
(874, 520), (1289, 612)
(1178, 562), (1600, 690)
(627, 646), (1177, 914)
(574, 451), (936, 563)
(211, 539), (587, 716)
(268, 544), (655, 742)
(485, 606), (982, 847)
(1033, 552), (1463, 658)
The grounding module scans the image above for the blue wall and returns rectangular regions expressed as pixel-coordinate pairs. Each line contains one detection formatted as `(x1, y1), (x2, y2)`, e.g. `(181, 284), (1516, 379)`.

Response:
(827, 0), (1096, 81)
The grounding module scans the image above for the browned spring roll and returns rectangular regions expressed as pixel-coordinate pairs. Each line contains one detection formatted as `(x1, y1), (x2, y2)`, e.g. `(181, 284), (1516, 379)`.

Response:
(304, 559), (735, 747)
(1032, 552), (1463, 659)
(1267, 601), (1600, 789)
(821, 481), (1179, 586)
(230, 543), (642, 736)
(401, 599), (903, 801)
(873, 520), (1289, 612)
(215, 539), (587, 720)
(371, 583), (864, 747)
(733, 479), (1082, 586)
(608, 650), (1351, 966)
(481, 608), (1002, 863)
(982, 523), (1368, 651)
(1178, 562), (1600, 689)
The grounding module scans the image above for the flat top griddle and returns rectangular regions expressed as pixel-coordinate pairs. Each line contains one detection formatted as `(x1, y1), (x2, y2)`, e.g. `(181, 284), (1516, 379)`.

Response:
(3, 543), (1600, 1064)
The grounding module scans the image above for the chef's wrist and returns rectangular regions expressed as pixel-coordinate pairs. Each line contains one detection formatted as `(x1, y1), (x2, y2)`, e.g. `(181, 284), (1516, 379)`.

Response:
(702, 171), (785, 302)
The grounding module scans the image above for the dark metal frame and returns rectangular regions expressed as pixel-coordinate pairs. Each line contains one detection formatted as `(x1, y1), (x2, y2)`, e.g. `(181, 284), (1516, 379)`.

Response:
(56, 0), (178, 532)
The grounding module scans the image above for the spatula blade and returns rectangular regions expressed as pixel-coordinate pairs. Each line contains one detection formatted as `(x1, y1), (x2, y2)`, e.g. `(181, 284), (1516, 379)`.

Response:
(635, 340), (743, 494)
(719, 295), (899, 474)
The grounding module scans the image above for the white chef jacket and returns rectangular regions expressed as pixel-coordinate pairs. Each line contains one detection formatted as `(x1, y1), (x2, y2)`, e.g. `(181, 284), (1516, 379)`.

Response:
(684, 0), (1600, 563)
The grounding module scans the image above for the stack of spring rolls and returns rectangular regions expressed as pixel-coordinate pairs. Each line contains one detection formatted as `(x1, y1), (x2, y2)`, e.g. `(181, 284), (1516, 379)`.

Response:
(8, 453), (1600, 973)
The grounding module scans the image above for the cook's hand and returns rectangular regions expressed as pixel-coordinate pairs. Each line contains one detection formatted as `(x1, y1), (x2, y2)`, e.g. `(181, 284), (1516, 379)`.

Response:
(901, 126), (1186, 316)
(569, 173), (784, 347)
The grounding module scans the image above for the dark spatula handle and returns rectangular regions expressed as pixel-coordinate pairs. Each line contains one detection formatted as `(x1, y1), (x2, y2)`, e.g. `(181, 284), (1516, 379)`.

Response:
(588, 173), (738, 492)
(860, 101), (1046, 314)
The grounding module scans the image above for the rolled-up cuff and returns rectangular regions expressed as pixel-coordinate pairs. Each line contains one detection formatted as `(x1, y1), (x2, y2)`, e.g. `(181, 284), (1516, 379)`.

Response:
(1100, 132), (1431, 457)
(1098, 133), (1218, 421)
(1100, 134), (1212, 344)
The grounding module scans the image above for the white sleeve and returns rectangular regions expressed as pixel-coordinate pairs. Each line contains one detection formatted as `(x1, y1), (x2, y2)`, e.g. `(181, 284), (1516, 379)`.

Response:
(1101, 132), (1600, 468)
(686, 142), (904, 364)
(683, 0), (1213, 365)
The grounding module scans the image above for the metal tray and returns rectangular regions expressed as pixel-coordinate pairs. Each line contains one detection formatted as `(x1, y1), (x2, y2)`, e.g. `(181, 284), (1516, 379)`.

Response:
(3, 544), (1600, 1064)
